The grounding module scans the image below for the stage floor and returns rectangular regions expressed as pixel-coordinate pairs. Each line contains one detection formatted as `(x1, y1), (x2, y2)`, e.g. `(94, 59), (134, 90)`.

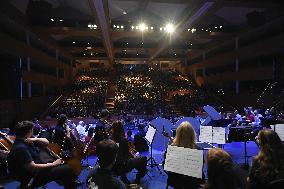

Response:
(1, 141), (258, 189)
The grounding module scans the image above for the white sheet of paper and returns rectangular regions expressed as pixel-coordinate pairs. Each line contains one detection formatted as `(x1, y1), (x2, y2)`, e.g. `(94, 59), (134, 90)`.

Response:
(164, 145), (203, 179)
(275, 124), (284, 141)
(145, 125), (156, 143)
(199, 126), (213, 143)
(213, 127), (226, 144)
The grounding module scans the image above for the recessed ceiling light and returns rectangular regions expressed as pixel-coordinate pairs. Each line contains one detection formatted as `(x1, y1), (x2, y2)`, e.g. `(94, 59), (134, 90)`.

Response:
(126, 42), (128, 45)
(137, 53), (139, 55)
(123, 11), (127, 15)
(87, 42), (90, 45)
(141, 42), (143, 45)
(59, 19), (63, 22)
(50, 18), (54, 22)
(72, 41), (76, 44)
(174, 53), (177, 56)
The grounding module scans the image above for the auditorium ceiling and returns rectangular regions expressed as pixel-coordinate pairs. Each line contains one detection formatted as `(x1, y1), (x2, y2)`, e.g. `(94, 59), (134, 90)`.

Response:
(5, 0), (284, 66)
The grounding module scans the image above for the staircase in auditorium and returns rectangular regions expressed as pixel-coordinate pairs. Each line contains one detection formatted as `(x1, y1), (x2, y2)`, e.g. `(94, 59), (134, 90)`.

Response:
(104, 80), (117, 113)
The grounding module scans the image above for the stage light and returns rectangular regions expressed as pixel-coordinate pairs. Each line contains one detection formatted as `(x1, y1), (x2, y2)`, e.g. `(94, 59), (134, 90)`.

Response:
(50, 18), (54, 22)
(165, 23), (174, 33)
(139, 23), (146, 31)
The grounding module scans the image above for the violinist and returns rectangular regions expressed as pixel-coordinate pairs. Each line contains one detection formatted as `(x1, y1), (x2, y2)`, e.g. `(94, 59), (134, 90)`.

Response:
(110, 121), (147, 184)
(7, 121), (78, 189)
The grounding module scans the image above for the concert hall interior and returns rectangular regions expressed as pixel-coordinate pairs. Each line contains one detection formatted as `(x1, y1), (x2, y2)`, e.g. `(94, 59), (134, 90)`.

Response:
(1, 0), (284, 189)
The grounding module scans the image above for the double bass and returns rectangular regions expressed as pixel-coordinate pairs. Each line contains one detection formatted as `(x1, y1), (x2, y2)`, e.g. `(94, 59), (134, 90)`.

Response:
(48, 124), (83, 176)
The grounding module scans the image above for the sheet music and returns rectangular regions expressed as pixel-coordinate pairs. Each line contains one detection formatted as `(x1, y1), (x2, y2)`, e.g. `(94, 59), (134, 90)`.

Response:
(199, 126), (213, 143)
(145, 125), (156, 144)
(164, 145), (203, 179)
(213, 127), (226, 144)
(275, 124), (284, 141)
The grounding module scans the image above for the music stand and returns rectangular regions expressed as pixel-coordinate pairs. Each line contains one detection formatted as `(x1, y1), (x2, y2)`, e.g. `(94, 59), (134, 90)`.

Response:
(145, 125), (162, 174)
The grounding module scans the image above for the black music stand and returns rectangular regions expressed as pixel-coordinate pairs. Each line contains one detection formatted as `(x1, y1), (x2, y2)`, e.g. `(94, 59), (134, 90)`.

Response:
(145, 125), (162, 174)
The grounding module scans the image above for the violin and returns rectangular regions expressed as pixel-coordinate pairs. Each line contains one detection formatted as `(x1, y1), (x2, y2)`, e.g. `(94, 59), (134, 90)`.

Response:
(0, 131), (15, 150)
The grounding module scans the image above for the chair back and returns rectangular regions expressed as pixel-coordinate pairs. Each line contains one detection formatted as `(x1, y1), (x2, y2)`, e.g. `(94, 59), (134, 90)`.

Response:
(269, 178), (284, 189)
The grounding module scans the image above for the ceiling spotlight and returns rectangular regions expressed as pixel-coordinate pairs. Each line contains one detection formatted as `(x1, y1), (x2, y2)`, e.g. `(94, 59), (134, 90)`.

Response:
(50, 18), (54, 22)
(136, 26), (139, 30)
(87, 42), (90, 45)
(160, 27), (162, 31)
(72, 41), (76, 44)
(59, 19), (63, 22)
(123, 11), (127, 15)
(126, 42), (128, 45)
(150, 27), (153, 30)
(137, 53), (139, 56)
(191, 28), (196, 33)
(131, 26), (134, 29)
(190, 43), (193, 46)
(113, 25), (116, 28)
(174, 53), (177, 56)
(90, 52), (93, 56)
(206, 29), (208, 32)
(139, 23), (146, 31)
(121, 25), (124, 29)
(165, 23), (174, 33)
(141, 42), (144, 45)
(220, 25), (223, 28)
(215, 26), (217, 29)
(83, 53), (86, 56)
(117, 26), (120, 29)
(209, 30), (212, 32)
(201, 28), (204, 31)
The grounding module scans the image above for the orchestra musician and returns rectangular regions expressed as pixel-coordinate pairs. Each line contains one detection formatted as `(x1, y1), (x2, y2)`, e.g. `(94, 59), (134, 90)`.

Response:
(110, 121), (147, 184)
(7, 121), (78, 189)
(53, 114), (75, 153)
(164, 121), (203, 189)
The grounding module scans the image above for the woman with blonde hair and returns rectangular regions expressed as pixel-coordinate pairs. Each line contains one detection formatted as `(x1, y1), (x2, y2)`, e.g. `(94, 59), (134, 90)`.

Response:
(165, 121), (202, 189)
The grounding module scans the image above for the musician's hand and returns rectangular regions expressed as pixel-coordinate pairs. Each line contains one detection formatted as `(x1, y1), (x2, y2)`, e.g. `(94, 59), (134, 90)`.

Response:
(52, 159), (64, 167)
(24, 138), (35, 144)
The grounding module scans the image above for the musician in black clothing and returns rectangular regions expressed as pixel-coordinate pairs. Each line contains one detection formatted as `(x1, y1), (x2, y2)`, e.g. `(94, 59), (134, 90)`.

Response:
(111, 121), (147, 184)
(7, 121), (77, 189)
(53, 114), (74, 152)
(87, 139), (127, 189)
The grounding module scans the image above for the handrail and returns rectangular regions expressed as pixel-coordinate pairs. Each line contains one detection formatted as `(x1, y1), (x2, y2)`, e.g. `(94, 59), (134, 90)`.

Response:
(39, 94), (63, 119)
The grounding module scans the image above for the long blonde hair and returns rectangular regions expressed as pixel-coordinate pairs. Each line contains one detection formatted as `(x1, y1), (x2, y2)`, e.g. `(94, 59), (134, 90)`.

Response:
(172, 121), (196, 148)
